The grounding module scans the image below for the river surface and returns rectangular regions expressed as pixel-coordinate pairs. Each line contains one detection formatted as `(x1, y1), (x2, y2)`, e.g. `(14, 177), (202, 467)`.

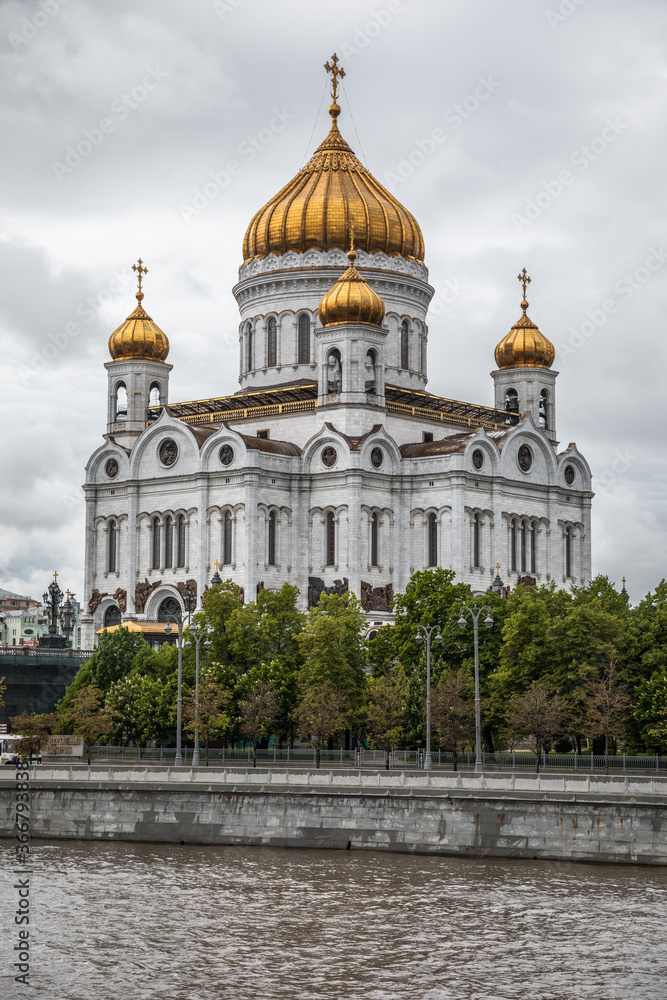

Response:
(2, 841), (666, 1000)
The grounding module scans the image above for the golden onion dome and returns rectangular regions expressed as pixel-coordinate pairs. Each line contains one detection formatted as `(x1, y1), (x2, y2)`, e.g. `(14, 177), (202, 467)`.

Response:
(318, 247), (386, 327)
(242, 100), (425, 263)
(495, 271), (555, 369)
(108, 261), (170, 363)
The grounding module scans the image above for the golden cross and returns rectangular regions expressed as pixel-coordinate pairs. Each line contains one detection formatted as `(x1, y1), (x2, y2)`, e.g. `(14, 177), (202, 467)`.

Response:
(496, 563), (501, 573)
(324, 53), (345, 101)
(622, 576), (626, 587)
(132, 258), (148, 292)
(53, 570), (58, 583)
(214, 559), (220, 572)
(66, 589), (70, 600)
(517, 268), (531, 299)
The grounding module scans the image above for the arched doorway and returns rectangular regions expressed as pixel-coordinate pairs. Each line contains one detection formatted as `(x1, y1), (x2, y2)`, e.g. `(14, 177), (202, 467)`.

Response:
(104, 605), (122, 628)
(157, 596), (182, 622)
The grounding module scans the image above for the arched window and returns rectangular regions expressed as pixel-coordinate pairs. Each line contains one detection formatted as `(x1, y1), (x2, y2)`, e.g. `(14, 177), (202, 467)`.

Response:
(165, 515), (173, 568)
(371, 513), (379, 567)
(510, 519), (517, 572)
(539, 389), (549, 429)
(505, 388), (519, 414)
(267, 317), (277, 367)
(565, 526), (573, 578)
(400, 320), (409, 370)
(298, 314), (310, 364)
(158, 596), (181, 622)
(268, 511), (277, 566)
(365, 351), (377, 394)
(246, 322), (253, 372)
(223, 511), (232, 564)
(149, 384), (161, 408)
(427, 513), (438, 567)
(177, 515), (186, 568)
(108, 521), (117, 573)
(473, 513), (481, 568)
(520, 521), (527, 573)
(115, 384), (127, 421)
(326, 512), (335, 566)
(530, 522), (537, 575)
(104, 605), (121, 628)
(327, 349), (342, 394)
(152, 517), (161, 570)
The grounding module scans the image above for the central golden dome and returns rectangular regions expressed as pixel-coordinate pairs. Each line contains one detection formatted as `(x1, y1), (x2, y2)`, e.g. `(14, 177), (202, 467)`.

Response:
(242, 101), (425, 263)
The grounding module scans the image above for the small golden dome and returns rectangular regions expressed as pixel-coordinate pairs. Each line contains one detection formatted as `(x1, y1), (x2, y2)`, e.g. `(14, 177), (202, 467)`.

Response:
(242, 102), (424, 263)
(495, 270), (555, 369)
(108, 260), (170, 363)
(318, 248), (386, 327)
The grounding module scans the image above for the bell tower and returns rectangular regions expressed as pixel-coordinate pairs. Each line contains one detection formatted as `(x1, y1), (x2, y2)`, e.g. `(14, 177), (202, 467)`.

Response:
(105, 260), (172, 447)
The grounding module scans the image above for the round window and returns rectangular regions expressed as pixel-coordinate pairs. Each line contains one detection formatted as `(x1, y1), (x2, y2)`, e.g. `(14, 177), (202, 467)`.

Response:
(472, 449), (484, 471)
(371, 447), (383, 469)
(517, 444), (533, 472)
(105, 458), (119, 479)
(564, 464), (575, 485)
(322, 447), (337, 468)
(219, 444), (234, 467)
(159, 439), (178, 467)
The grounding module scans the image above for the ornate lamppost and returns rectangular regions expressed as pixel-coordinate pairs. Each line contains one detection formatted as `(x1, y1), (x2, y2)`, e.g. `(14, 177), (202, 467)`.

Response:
(183, 584), (197, 624)
(60, 590), (76, 648)
(39, 571), (67, 648)
(415, 624), (442, 770)
(184, 624), (211, 766)
(457, 605), (494, 773)
(163, 612), (185, 766)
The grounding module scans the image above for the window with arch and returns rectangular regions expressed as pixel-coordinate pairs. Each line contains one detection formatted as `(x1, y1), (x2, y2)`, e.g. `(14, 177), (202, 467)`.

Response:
(246, 322), (253, 372)
(473, 513), (481, 568)
(104, 605), (121, 628)
(371, 513), (379, 567)
(298, 314), (310, 364)
(164, 516), (173, 568)
(510, 519), (517, 572)
(530, 522), (537, 575)
(539, 389), (549, 429)
(327, 348), (342, 395)
(108, 520), (118, 573)
(565, 526), (573, 578)
(177, 515), (186, 568)
(504, 388), (519, 414)
(151, 517), (161, 570)
(400, 320), (409, 370)
(149, 384), (161, 408)
(365, 350), (377, 394)
(115, 384), (127, 421)
(223, 511), (232, 565)
(267, 317), (277, 367)
(326, 512), (335, 566)
(268, 511), (277, 566)
(158, 596), (181, 622)
(427, 513), (438, 567)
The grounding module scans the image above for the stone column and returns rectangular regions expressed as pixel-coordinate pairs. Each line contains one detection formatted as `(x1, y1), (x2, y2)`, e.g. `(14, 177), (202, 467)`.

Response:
(347, 470), (362, 599)
(197, 475), (208, 603)
(126, 484), (138, 614)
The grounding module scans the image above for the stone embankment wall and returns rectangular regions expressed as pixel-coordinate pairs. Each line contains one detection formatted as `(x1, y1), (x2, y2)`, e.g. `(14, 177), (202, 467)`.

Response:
(1, 767), (666, 865)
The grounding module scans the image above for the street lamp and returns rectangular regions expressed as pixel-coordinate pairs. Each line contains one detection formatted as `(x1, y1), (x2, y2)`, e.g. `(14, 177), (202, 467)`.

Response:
(184, 624), (211, 767)
(183, 584), (197, 624)
(457, 605), (494, 773)
(415, 624), (442, 770)
(163, 612), (185, 767)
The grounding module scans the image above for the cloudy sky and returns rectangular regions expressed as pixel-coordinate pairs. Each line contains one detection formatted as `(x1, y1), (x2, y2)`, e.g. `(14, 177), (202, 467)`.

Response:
(1, 0), (665, 606)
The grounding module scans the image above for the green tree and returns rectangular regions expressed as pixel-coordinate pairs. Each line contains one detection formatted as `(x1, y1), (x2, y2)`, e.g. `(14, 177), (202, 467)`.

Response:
(298, 592), (367, 731)
(106, 674), (172, 746)
(431, 669), (475, 771)
(182, 670), (230, 766)
(238, 680), (280, 767)
(227, 584), (305, 674)
(366, 662), (408, 768)
(59, 687), (112, 764)
(91, 626), (148, 690)
(633, 670), (667, 752)
(504, 680), (566, 772)
(9, 712), (56, 761)
(295, 683), (346, 768)
(582, 659), (631, 770)
(196, 580), (245, 668)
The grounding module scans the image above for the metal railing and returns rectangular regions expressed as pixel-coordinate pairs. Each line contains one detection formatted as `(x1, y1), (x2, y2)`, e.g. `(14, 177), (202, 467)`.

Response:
(67, 745), (667, 773)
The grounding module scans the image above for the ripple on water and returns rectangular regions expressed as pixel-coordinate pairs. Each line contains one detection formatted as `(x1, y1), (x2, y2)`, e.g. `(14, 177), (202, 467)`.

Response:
(1, 841), (666, 1000)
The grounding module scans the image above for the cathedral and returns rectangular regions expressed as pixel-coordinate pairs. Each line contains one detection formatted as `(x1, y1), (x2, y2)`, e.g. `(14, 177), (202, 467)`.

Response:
(80, 57), (593, 649)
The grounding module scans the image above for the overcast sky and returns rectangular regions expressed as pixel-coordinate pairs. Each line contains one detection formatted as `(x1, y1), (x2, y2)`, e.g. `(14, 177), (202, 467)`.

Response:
(1, 0), (665, 607)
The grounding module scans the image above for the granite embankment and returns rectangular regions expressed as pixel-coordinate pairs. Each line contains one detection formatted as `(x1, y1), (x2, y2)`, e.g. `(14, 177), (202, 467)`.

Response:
(2, 766), (666, 865)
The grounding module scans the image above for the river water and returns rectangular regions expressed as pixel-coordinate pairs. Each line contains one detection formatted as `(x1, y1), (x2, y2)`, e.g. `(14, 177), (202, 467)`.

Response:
(2, 841), (666, 1000)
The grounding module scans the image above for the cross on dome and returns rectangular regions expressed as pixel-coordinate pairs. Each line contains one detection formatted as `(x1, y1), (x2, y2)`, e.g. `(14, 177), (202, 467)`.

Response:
(517, 267), (531, 303)
(132, 258), (148, 295)
(324, 53), (345, 101)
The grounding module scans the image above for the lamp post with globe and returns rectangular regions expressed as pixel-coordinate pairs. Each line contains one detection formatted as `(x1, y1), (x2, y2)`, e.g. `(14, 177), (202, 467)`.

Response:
(457, 606), (494, 773)
(415, 624), (442, 770)
(184, 624), (211, 767)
